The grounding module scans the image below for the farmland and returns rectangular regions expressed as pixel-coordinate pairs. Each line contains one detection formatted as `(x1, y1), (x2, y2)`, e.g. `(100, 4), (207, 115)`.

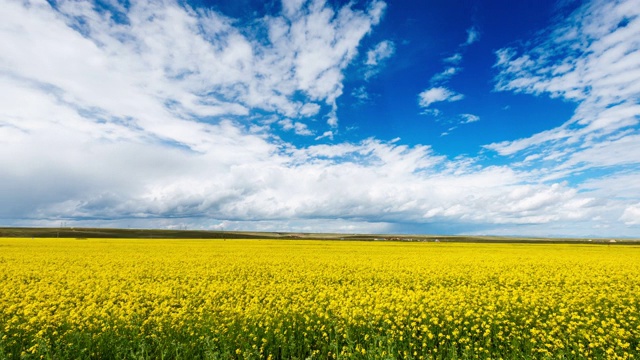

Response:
(1, 238), (639, 359)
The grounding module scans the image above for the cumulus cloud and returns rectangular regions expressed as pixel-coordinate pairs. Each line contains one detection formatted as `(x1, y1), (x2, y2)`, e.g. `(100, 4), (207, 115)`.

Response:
(299, 103), (321, 117)
(620, 204), (640, 225)
(278, 119), (314, 136)
(0, 0), (638, 236)
(418, 87), (464, 108)
(267, 0), (387, 121)
(0, 0), (386, 137)
(481, 0), (640, 235)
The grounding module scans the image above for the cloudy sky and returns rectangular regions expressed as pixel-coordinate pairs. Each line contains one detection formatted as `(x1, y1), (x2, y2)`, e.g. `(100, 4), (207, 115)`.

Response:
(1, 0), (639, 237)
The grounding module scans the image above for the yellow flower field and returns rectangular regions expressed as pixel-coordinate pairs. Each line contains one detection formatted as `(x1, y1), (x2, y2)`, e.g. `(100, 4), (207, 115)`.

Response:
(0, 238), (639, 359)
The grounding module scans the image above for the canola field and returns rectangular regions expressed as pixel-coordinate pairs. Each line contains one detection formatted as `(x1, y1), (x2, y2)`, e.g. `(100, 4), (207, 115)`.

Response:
(0, 238), (639, 359)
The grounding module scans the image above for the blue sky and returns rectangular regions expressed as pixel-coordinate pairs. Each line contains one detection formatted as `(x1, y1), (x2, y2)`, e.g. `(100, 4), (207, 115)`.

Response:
(1, 0), (639, 237)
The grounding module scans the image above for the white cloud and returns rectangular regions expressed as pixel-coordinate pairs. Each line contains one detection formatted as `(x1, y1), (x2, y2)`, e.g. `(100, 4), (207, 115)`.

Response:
(430, 67), (459, 83)
(490, 0), (640, 161)
(471, 0), (640, 236)
(440, 126), (456, 137)
(365, 40), (395, 66)
(460, 114), (480, 123)
(351, 86), (370, 103)
(486, 0), (640, 218)
(0, 0), (386, 135)
(270, 0), (387, 115)
(464, 26), (480, 45)
(420, 27), (475, 118)
(444, 53), (462, 64)
(418, 87), (464, 108)
(555, 134), (640, 172)
(1, 0), (639, 237)
(438, 114), (478, 136)
(363, 39), (395, 79)
(299, 103), (321, 117)
(420, 108), (441, 117)
(620, 204), (640, 225)
(279, 118), (314, 136)
(314, 130), (334, 141)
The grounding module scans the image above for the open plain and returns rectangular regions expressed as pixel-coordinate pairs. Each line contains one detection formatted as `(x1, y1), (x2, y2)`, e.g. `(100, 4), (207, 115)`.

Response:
(1, 237), (639, 359)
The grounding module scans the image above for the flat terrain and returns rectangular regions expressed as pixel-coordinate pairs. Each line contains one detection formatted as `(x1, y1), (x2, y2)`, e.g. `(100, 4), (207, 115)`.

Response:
(1, 238), (639, 359)
(1, 227), (638, 244)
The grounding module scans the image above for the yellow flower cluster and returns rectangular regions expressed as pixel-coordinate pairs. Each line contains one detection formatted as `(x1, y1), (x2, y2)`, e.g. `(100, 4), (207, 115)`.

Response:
(0, 238), (639, 359)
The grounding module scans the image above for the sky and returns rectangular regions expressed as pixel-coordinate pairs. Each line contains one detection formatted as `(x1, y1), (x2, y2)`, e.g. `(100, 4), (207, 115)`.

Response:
(1, 0), (639, 237)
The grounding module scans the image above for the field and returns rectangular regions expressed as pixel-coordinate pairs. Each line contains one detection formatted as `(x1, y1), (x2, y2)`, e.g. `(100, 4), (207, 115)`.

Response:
(1, 238), (639, 359)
